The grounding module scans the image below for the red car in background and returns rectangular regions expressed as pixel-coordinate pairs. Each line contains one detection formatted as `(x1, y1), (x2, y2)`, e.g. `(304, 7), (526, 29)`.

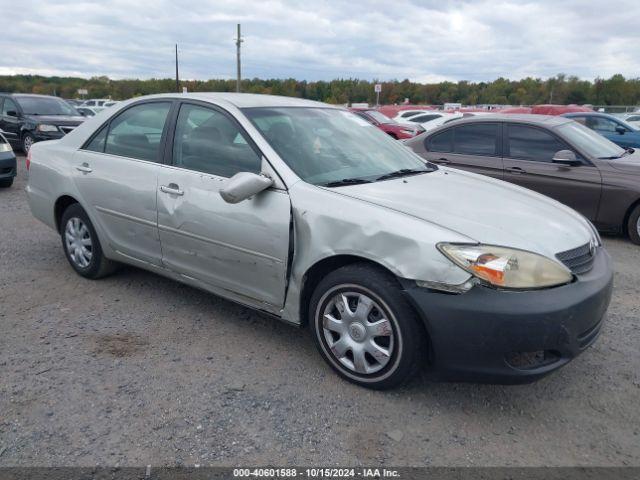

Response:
(349, 108), (424, 139)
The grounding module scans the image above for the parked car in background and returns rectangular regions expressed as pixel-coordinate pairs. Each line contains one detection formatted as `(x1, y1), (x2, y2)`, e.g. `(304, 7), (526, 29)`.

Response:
(76, 107), (97, 117)
(620, 113), (640, 129)
(398, 111), (464, 131)
(65, 99), (84, 107)
(391, 109), (434, 122)
(563, 112), (640, 149)
(103, 101), (120, 108)
(406, 114), (640, 244)
(81, 99), (111, 108)
(530, 104), (593, 115)
(0, 132), (17, 188)
(26, 93), (611, 389)
(0, 93), (85, 153)
(349, 108), (424, 139)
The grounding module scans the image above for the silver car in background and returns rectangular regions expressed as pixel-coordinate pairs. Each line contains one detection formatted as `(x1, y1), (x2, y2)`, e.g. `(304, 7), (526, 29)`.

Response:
(27, 93), (613, 389)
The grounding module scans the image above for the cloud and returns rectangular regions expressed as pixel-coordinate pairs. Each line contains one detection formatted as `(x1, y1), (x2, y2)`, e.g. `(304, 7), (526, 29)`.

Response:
(1, 0), (639, 82)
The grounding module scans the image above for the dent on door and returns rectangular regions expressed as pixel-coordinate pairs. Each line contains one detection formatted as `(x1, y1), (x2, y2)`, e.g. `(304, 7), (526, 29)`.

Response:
(156, 169), (292, 311)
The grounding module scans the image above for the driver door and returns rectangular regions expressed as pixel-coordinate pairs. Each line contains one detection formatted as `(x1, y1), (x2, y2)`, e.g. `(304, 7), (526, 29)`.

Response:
(157, 101), (291, 312)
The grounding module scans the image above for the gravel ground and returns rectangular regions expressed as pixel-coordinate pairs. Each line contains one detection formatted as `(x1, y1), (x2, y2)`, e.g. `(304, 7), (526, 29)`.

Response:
(1, 156), (639, 467)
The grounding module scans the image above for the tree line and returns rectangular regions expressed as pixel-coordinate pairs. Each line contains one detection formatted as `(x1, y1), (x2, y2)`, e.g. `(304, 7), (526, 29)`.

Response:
(1, 73), (639, 106)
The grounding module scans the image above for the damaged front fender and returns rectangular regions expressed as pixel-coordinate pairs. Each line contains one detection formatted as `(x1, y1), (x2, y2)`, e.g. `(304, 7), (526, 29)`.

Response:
(281, 181), (474, 324)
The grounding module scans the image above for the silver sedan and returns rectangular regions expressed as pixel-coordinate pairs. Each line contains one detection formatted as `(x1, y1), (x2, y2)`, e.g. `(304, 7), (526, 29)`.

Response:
(27, 93), (612, 389)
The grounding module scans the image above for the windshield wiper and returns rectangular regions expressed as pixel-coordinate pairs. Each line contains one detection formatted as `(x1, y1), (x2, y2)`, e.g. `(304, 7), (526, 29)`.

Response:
(322, 178), (373, 187)
(375, 168), (430, 182)
(598, 151), (630, 159)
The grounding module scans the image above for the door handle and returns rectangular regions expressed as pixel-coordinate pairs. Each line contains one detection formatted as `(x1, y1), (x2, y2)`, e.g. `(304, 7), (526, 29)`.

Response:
(160, 184), (184, 196)
(76, 163), (92, 173)
(435, 157), (451, 165)
(506, 166), (526, 174)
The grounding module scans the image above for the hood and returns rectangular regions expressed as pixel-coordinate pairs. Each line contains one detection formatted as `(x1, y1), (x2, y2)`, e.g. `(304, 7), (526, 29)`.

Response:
(608, 150), (640, 173)
(326, 168), (593, 258)
(24, 114), (85, 126)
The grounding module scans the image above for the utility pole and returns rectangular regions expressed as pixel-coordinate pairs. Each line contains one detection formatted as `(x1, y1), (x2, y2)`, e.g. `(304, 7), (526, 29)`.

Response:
(236, 24), (243, 93)
(175, 44), (180, 93)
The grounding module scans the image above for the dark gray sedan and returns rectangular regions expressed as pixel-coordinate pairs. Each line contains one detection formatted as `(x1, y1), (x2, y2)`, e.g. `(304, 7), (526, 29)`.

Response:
(406, 114), (640, 244)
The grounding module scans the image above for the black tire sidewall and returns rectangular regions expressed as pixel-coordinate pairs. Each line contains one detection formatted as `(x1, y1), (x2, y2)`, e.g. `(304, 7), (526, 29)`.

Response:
(60, 204), (105, 278)
(629, 206), (640, 245)
(0, 178), (13, 188)
(309, 264), (426, 389)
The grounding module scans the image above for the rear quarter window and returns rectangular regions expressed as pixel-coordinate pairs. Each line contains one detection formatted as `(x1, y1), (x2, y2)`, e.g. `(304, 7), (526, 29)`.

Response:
(426, 129), (453, 152)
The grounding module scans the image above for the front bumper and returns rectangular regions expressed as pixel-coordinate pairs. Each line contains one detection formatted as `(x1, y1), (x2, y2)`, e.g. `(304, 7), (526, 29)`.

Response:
(404, 247), (613, 384)
(33, 130), (65, 142)
(0, 151), (17, 179)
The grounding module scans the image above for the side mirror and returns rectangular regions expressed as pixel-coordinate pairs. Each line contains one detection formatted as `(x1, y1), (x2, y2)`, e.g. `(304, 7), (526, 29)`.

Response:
(615, 125), (626, 135)
(220, 172), (273, 204)
(6, 110), (17, 117)
(552, 150), (580, 166)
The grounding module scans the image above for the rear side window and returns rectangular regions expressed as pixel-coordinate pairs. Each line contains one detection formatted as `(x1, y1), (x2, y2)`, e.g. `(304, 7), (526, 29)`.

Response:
(452, 123), (500, 156)
(104, 102), (171, 162)
(172, 103), (261, 178)
(426, 129), (453, 152)
(507, 125), (568, 162)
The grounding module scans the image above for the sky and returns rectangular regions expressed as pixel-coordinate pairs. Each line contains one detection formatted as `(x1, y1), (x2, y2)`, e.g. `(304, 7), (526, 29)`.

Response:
(1, 0), (639, 83)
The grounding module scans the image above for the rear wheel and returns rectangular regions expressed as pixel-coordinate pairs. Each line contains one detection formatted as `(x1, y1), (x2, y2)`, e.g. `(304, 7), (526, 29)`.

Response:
(60, 203), (118, 278)
(628, 204), (640, 245)
(309, 263), (427, 389)
(0, 178), (13, 188)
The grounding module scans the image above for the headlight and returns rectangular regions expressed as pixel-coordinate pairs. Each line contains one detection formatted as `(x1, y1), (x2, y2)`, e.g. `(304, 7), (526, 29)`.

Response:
(0, 142), (12, 153)
(438, 243), (572, 289)
(37, 124), (59, 132)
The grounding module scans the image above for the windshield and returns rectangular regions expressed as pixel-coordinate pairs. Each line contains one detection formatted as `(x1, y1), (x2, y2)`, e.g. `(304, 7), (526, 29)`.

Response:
(556, 121), (626, 159)
(366, 110), (394, 124)
(15, 96), (79, 116)
(243, 107), (432, 186)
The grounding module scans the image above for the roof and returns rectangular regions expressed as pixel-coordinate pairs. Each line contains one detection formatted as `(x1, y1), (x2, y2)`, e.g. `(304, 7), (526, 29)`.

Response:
(141, 92), (333, 109)
(442, 113), (573, 126)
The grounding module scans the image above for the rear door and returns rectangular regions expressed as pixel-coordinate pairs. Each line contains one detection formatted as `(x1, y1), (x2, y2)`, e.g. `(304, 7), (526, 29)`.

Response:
(72, 100), (173, 266)
(423, 123), (504, 179)
(502, 123), (602, 220)
(156, 101), (291, 311)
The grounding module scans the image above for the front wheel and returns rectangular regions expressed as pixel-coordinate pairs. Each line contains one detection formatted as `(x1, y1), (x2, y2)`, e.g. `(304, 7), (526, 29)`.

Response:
(0, 178), (13, 188)
(309, 263), (427, 389)
(22, 133), (35, 154)
(628, 204), (640, 245)
(60, 203), (118, 279)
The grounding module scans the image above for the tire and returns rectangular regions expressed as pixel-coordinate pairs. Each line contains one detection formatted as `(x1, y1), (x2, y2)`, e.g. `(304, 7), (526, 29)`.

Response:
(60, 203), (118, 279)
(309, 263), (427, 389)
(628, 204), (640, 245)
(22, 133), (35, 154)
(0, 178), (13, 188)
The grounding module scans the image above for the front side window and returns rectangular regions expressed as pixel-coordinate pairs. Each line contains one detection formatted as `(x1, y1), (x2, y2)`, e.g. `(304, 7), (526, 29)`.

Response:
(452, 123), (499, 156)
(587, 116), (621, 133)
(2, 98), (18, 116)
(243, 107), (432, 186)
(172, 104), (261, 177)
(507, 125), (569, 162)
(104, 102), (171, 162)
